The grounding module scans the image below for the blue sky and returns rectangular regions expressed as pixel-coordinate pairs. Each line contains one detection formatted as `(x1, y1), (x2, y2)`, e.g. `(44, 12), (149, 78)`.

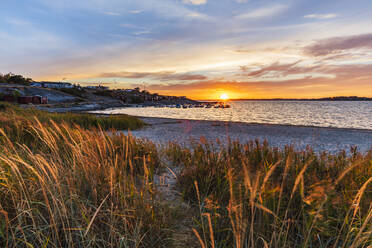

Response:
(1, 0), (372, 99)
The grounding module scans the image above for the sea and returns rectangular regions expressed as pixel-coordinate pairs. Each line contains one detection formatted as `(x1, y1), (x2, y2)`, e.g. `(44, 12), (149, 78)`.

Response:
(94, 101), (372, 130)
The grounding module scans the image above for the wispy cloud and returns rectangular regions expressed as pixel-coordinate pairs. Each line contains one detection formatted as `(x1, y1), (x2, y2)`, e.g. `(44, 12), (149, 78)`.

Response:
(102, 11), (120, 16)
(133, 30), (152, 36)
(236, 4), (288, 19)
(304, 13), (338, 19)
(305, 33), (372, 56)
(6, 18), (32, 26)
(185, 12), (210, 20)
(130, 10), (143, 14)
(241, 60), (372, 82)
(98, 71), (208, 81)
(182, 0), (207, 5)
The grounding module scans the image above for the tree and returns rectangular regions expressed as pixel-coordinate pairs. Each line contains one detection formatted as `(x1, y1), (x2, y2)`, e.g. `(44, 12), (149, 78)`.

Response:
(0, 73), (33, 85)
(0, 74), (6, 84)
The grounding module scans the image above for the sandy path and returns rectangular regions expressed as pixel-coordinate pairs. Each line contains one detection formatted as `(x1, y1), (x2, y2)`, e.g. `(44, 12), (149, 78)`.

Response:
(154, 164), (199, 247)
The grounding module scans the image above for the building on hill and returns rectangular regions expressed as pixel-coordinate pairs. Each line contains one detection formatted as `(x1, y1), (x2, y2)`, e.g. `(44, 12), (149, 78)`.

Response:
(84, 85), (109, 90)
(32, 95), (48, 104)
(3, 95), (17, 102)
(30, 82), (42, 87)
(18, 96), (33, 104)
(30, 82), (74, 89)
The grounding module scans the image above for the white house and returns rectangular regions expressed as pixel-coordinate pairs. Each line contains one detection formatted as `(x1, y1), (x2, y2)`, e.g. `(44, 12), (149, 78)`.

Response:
(30, 82), (43, 87)
(31, 82), (74, 89)
(84, 85), (109, 90)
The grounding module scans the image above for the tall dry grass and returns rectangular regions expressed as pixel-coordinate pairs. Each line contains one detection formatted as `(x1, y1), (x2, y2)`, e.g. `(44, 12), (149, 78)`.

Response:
(1, 102), (371, 247)
(0, 115), (171, 247)
(169, 140), (372, 248)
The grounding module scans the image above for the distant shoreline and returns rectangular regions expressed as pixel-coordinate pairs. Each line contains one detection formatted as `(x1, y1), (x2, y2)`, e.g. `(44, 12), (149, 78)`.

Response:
(199, 97), (372, 102)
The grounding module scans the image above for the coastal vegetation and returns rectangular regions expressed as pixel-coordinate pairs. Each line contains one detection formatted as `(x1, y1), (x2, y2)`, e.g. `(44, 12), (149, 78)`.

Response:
(0, 104), (371, 247)
(57, 87), (86, 98)
(0, 103), (144, 131)
(166, 140), (372, 247)
(0, 73), (33, 86)
(0, 104), (169, 247)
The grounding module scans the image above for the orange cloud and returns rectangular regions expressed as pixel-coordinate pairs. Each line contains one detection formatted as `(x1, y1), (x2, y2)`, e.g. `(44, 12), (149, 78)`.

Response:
(305, 33), (372, 56)
(139, 63), (372, 99)
(98, 71), (208, 81)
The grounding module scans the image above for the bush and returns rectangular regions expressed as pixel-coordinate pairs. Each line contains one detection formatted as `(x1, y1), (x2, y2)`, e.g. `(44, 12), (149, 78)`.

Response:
(93, 90), (113, 97)
(0, 73), (32, 85)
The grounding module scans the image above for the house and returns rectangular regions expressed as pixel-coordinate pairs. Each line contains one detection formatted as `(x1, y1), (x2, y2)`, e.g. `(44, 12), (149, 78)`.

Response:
(18, 96), (33, 104)
(41, 96), (48, 104)
(31, 95), (48, 104)
(33, 96), (41, 104)
(84, 85), (109, 90)
(44, 82), (74, 89)
(3, 95), (48, 105)
(3, 95), (16, 102)
(30, 82), (43, 87)
(31, 82), (74, 89)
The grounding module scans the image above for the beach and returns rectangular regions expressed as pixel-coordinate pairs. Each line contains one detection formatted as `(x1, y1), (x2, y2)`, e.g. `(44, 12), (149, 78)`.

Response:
(125, 117), (372, 153)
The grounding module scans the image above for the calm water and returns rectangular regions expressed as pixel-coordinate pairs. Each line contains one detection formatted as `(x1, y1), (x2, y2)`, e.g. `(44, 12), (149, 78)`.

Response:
(95, 101), (372, 130)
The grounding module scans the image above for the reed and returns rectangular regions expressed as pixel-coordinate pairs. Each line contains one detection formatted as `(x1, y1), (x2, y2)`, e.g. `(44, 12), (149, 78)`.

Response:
(169, 139), (372, 247)
(0, 107), (170, 247)
(1, 103), (371, 247)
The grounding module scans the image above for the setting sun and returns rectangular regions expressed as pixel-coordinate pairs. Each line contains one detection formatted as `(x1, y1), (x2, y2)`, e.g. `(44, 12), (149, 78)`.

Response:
(220, 93), (229, 100)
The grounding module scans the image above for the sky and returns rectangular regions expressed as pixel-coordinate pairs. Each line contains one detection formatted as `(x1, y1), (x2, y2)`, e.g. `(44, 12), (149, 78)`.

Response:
(1, 0), (372, 99)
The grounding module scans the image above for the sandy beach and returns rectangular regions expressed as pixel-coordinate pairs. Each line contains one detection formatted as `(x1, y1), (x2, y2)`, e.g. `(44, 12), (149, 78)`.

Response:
(124, 117), (372, 153)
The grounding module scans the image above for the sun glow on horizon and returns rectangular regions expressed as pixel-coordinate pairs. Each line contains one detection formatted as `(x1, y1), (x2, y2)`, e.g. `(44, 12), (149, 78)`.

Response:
(220, 93), (229, 100)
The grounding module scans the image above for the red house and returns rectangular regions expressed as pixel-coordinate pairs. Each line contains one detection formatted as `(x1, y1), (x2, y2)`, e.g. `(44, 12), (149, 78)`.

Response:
(18, 96), (33, 104)
(41, 96), (48, 104)
(3, 95), (16, 102)
(32, 96), (42, 104)
(31, 95), (48, 104)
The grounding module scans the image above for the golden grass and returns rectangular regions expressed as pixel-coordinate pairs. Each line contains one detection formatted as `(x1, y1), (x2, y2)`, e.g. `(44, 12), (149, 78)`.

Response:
(0, 104), (371, 247)
(170, 140), (372, 247)
(0, 111), (170, 247)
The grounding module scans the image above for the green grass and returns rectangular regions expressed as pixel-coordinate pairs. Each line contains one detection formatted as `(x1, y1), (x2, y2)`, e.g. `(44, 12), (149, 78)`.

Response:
(0, 102), (144, 130)
(57, 87), (86, 98)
